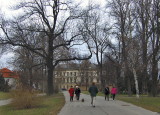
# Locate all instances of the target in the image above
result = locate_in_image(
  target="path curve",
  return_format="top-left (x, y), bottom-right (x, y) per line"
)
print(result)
top-left (0, 99), bottom-right (12, 106)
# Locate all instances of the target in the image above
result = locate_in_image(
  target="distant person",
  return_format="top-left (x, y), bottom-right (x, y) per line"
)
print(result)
top-left (104, 85), bottom-right (110, 101)
top-left (88, 82), bottom-right (98, 107)
top-left (75, 86), bottom-right (81, 100)
top-left (68, 86), bottom-right (74, 102)
top-left (111, 86), bottom-right (117, 100)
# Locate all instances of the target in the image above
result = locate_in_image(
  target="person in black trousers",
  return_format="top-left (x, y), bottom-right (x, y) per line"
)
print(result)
top-left (104, 85), bottom-right (110, 101)
top-left (75, 86), bottom-right (81, 100)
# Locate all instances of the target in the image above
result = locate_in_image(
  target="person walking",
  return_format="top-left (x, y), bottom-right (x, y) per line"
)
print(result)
top-left (111, 86), bottom-right (117, 100)
top-left (75, 86), bottom-right (81, 100)
top-left (68, 86), bottom-right (74, 102)
top-left (88, 82), bottom-right (98, 107)
top-left (104, 85), bottom-right (110, 101)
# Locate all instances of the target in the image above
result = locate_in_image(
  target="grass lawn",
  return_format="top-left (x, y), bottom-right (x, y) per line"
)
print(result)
top-left (82, 91), bottom-right (160, 113)
top-left (0, 93), bottom-right (65, 115)
top-left (117, 95), bottom-right (160, 113)
top-left (0, 92), bottom-right (10, 100)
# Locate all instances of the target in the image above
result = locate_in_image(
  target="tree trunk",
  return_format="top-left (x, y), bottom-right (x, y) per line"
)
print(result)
top-left (151, 56), bottom-right (158, 97)
top-left (99, 66), bottom-right (105, 91)
top-left (47, 61), bottom-right (54, 95)
top-left (126, 70), bottom-right (132, 96)
top-left (133, 68), bottom-right (139, 98)
top-left (100, 51), bottom-right (105, 91)
top-left (29, 68), bottom-right (33, 87)
top-left (127, 76), bottom-right (132, 96)
top-left (142, 40), bottom-right (148, 94)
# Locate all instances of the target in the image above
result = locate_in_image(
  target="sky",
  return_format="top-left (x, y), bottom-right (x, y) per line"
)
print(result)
top-left (0, 0), bottom-right (106, 70)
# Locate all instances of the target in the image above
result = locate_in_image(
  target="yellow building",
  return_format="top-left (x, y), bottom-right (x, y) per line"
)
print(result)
top-left (54, 67), bottom-right (101, 90)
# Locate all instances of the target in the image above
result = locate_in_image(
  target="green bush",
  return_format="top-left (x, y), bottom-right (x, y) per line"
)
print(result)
top-left (10, 84), bottom-right (41, 109)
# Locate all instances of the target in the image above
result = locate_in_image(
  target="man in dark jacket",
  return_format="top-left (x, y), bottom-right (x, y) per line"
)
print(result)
top-left (104, 85), bottom-right (110, 101)
top-left (88, 82), bottom-right (98, 107)
top-left (75, 86), bottom-right (81, 100)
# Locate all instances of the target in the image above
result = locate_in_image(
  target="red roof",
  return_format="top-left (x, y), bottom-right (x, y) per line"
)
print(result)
top-left (0, 68), bottom-right (19, 79)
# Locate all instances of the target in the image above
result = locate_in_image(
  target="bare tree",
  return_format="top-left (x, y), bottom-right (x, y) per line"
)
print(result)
top-left (79, 60), bottom-right (91, 90)
top-left (134, 0), bottom-right (160, 96)
top-left (79, 5), bottom-right (112, 90)
top-left (148, 0), bottom-right (160, 96)
top-left (13, 47), bottom-right (44, 88)
top-left (0, 0), bottom-right (92, 95)
top-left (134, 0), bottom-right (152, 94)
top-left (107, 0), bottom-right (134, 95)
top-left (126, 39), bottom-right (142, 98)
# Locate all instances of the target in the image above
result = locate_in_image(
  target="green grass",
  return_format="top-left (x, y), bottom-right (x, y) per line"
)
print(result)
top-left (0, 92), bottom-right (10, 100)
top-left (117, 95), bottom-right (160, 113)
top-left (0, 93), bottom-right (65, 115)
top-left (82, 91), bottom-right (160, 113)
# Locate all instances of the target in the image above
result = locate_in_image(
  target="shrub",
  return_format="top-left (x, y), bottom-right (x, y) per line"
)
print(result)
top-left (10, 84), bottom-right (41, 109)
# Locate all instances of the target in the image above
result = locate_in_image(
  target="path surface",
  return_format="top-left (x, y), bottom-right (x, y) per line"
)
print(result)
top-left (0, 99), bottom-right (12, 106)
top-left (58, 91), bottom-right (159, 115)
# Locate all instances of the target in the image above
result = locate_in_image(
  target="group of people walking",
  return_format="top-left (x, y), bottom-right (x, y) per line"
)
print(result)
top-left (68, 85), bottom-right (81, 102)
top-left (68, 82), bottom-right (117, 107)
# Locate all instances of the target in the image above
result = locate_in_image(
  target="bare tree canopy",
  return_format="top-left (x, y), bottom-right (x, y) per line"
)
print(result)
top-left (0, 0), bottom-right (92, 95)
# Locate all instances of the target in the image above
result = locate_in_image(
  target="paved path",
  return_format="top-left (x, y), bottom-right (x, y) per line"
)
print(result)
top-left (0, 99), bottom-right (12, 106)
top-left (58, 91), bottom-right (159, 115)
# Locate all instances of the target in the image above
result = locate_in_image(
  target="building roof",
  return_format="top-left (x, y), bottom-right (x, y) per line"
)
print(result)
top-left (0, 68), bottom-right (19, 79)
top-left (55, 63), bottom-right (98, 71)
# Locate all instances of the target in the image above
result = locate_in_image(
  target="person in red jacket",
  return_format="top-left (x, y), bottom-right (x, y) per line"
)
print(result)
top-left (68, 86), bottom-right (74, 102)
top-left (111, 86), bottom-right (117, 100)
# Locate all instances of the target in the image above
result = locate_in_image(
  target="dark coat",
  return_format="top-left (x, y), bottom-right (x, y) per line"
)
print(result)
top-left (75, 88), bottom-right (81, 95)
top-left (104, 87), bottom-right (110, 95)
top-left (89, 85), bottom-right (98, 96)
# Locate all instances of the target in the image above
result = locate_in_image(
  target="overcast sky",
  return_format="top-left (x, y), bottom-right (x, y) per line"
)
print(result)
top-left (0, 0), bottom-right (106, 70)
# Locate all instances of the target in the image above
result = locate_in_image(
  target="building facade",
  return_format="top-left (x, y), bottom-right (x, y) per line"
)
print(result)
top-left (54, 67), bottom-right (101, 90)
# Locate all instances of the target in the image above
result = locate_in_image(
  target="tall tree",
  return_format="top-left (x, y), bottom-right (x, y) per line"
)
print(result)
top-left (149, 0), bottom-right (160, 96)
top-left (0, 0), bottom-right (92, 95)
top-left (107, 0), bottom-right (133, 96)
top-left (79, 5), bottom-right (111, 90)
top-left (134, 0), bottom-right (152, 94)
top-left (79, 60), bottom-right (91, 90)
top-left (13, 47), bottom-right (43, 88)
